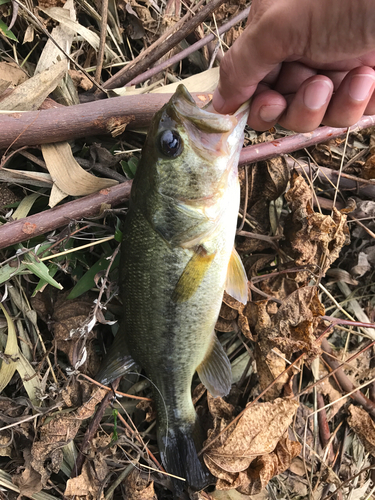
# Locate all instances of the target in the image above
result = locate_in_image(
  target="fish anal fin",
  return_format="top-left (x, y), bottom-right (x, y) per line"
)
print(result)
top-left (197, 333), bottom-right (231, 398)
top-left (96, 333), bottom-right (137, 385)
top-left (225, 247), bottom-right (248, 305)
top-left (172, 246), bottom-right (215, 303)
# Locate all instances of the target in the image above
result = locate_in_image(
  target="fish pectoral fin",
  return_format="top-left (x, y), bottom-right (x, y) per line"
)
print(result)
top-left (196, 333), bottom-right (231, 398)
top-left (171, 246), bottom-right (216, 303)
top-left (225, 247), bottom-right (248, 305)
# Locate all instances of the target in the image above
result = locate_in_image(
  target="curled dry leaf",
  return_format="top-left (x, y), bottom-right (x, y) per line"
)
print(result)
top-left (41, 142), bottom-right (118, 200)
top-left (13, 385), bottom-right (107, 497)
top-left (64, 461), bottom-right (103, 500)
top-left (204, 398), bottom-right (300, 493)
top-left (254, 345), bottom-right (289, 401)
top-left (284, 172), bottom-right (350, 280)
top-left (255, 286), bottom-right (325, 358)
top-left (348, 405), bottom-right (375, 455)
top-left (124, 469), bottom-right (157, 500)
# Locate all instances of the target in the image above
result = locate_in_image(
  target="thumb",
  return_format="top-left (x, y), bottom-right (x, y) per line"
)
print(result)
top-left (212, 1), bottom-right (303, 114)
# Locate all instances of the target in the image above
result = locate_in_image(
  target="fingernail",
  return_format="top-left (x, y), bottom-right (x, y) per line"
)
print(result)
top-left (349, 74), bottom-right (375, 101)
top-left (212, 89), bottom-right (226, 113)
top-left (303, 80), bottom-right (332, 110)
top-left (259, 104), bottom-right (285, 123)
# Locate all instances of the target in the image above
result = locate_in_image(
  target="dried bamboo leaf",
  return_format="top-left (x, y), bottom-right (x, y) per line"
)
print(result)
top-left (0, 168), bottom-right (53, 188)
top-left (115, 67), bottom-right (219, 96)
top-left (49, 183), bottom-right (68, 208)
top-left (13, 193), bottom-right (40, 220)
top-left (41, 7), bottom-right (117, 60)
top-left (41, 142), bottom-right (118, 197)
top-left (0, 60), bottom-right (68, 111)
top-left (0, 303), bottom-right (18, 392)
top-left (16, 351), bottom-right (42, 406)
top-left (36, 0), bottom-right (76, 74)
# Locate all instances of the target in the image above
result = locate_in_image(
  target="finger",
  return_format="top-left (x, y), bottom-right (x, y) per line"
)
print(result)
top-left (323, 66), bottom-right (375, 127)
top-left (274, 61), bottom-right (318, 94)
top-left (364, 89), bottom-right (375, 115)
top-left (247, 89), bottom-right (287, 131)
top-left (278, 76), bottom-right (334, 132)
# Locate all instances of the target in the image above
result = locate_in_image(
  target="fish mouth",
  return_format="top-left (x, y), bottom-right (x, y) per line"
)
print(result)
top-left (167, 84), bottom-right (249, 161)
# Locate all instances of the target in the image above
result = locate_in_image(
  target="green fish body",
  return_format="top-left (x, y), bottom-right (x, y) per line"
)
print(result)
top-left (97, 85), bottom-right (249, 494)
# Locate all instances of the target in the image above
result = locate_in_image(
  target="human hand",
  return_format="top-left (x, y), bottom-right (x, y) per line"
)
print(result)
top-left (213, 0), bottom-right (375, 132)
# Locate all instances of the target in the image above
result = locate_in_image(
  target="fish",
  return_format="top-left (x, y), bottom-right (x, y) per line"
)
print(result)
top-left (96, 84), bottom-right (249, 495)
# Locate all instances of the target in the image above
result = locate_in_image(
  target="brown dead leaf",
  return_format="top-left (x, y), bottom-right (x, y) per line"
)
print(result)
top-left (204, 398), bottom-right (299, 492)
top-left (0, 62), bottom-right (28, 86)
top-left (348, 405), bottom-right (375, 455)
top-left (255, 286), bottom-right (325, 358)
top-left (284, 172), bottom-right (350, 279)
top-left (124, 469), bottom-right (157, 500)
top-left (235, 435), bottom-right (301, 496)
top-left (32, 291), bottom-right (99, 370)
top-left (207, 393), bottom-right (236, 420)
top-left (13, 384), bottom-right (106, 497)
top-left (65, 461), bottom-right (103, 499)
top-left (254, 345), bottom-right (289, 401)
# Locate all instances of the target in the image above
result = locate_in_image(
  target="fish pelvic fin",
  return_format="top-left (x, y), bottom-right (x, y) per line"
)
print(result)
top-left (96, 331), bottom-right (137, 386)
top-left (158, 421), bottom-right (212, 496)
top-left (225, 247), bottom-right (248, 305)
top-left (197, 333), bottom-right (231, 397)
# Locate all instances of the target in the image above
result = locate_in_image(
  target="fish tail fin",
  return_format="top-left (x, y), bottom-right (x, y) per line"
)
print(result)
top-left (158, 421), bottom-right (211, 496)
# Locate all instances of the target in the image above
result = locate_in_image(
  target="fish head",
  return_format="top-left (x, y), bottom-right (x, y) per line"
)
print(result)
top-left (136, 84), bottom-right (249, 206)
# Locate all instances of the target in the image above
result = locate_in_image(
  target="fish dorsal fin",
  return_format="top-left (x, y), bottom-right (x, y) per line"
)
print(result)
top-left (197, 333), bottom-right (231, 397)
top-left (172, 246), bottom-right (216, 303)
top-left (225, 248), bottom-right (248, 305)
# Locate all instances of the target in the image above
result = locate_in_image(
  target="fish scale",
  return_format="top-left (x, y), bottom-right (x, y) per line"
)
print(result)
top-left (97, 84), bottom-right (249, 495)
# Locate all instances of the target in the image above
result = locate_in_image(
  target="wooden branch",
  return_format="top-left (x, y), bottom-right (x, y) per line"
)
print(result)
top-left (0, 182), bottom-right (131, 249)
top-left (0, 92), bottom-right (211, 150)
top-left (239, 114), bottom-right (375, 166)
top-left (103, 0), bottom-right (226, 90)
top-left (1, 114), bottom-right (375, 250)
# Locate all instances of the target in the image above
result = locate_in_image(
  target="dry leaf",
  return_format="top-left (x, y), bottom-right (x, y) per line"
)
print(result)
top-left (254, 345), bottom-right (289, 401)
top-left (204, 398), bottom-right (300, 492)
top-left (13, 385), bottom-right (107, 497)
top-left (348, 405), bottom-right (375, 455)
top-left (0, 59), bottom-right (68, 111)
top-left (283, 172), bottom-right (350, 279)
top-left (124, 469), bottom-right (157, 500)
top-left (255, 286), bottom-right (325, 358)
top-left (65, 461), bottom-right (104, 499)
top-left (41, 142), bottom-right (117, 199)
top-left (0, 62), bottom-right (27, 86)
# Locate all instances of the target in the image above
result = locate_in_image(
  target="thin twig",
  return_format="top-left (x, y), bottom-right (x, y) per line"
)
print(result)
top-left (95, 0), bottom-right (109, 84)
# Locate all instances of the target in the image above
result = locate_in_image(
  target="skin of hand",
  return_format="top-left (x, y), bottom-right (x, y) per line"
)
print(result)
top-left (212, 0), bottom-right (375, 132)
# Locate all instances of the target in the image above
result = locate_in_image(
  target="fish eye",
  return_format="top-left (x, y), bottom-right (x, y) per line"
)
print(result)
top-left (159, 130), bottom-right (183, 158)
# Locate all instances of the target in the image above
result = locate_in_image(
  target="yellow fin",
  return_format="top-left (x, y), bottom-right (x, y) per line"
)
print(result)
top-left (225, 248), bottom-right (248, 305)
top-left (196, 333), bottom-right (231, 397)
top-left (172, 246), bottom-right (215, 303)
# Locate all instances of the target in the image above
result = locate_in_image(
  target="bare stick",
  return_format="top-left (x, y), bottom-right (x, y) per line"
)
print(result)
top-left (95, 0), bottom-right (109, 84)
top-left (0, 92), bottom-right (211, 149)
top-left (0, 181), bottom-right (131, 249)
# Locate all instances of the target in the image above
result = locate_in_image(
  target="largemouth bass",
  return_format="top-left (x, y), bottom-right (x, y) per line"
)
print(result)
top-left (97, 85), bottom-right (249, 494)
